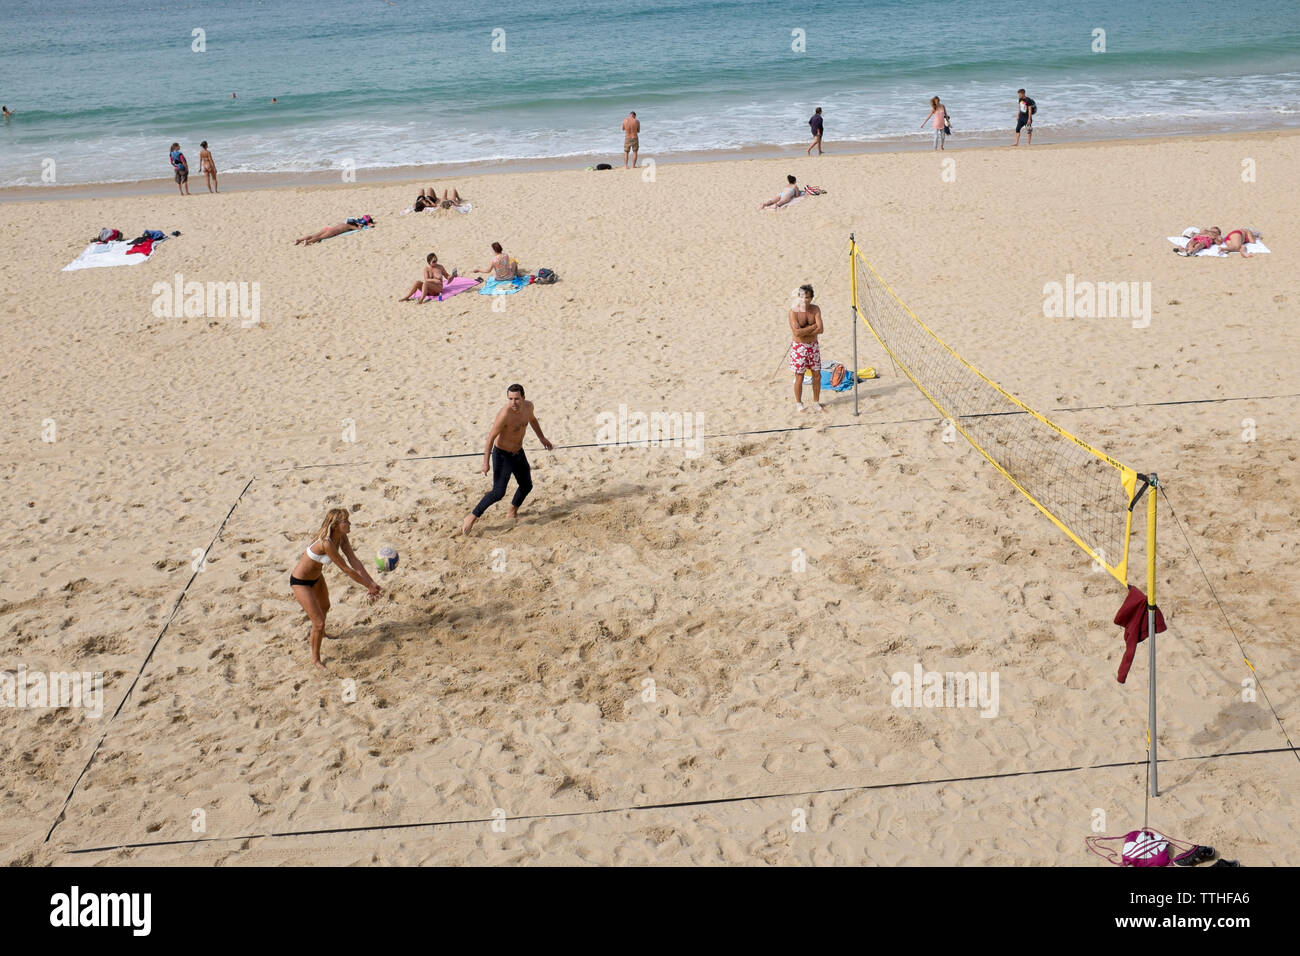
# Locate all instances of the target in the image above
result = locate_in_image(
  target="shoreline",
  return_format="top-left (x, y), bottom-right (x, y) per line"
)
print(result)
top-left (6, 125), bottom-right (1298, 204)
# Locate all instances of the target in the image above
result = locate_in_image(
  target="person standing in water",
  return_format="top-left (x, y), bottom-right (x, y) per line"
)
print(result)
top-left (462, 385), bottom-right (553, 535)
top-left (288, 508), bottom-right (382, 670)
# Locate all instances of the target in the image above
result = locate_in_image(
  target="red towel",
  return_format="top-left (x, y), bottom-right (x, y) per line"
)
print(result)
top-left (1113, 585), bottom-right (1166, 683)
top-left (127, 238), bottom-right (154, 256)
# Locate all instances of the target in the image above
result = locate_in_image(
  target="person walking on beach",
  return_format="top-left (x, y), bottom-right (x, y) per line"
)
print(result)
top-left (1013, 89), bottom-right (1035, 146)
top-left (462, 385), bottom-right (554, 536)
top-left (622, 111), bottom-right (640, 168)
top-left (921, 97), bottom-right (950, 150)
top-left (288, 508), bottom-right (382, 671)
top-left (169, 142), bottom-right (190, 195)
top-left (789, 284), bottom-right (824, 412)
top-left (807, 107), bottom-right (824, 155)
top-left (199, 140), bottom-right (218, 193)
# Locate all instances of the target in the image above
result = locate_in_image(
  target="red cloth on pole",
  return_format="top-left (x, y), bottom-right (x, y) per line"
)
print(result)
top-left (1113, 585), bottom-right (1166, 683)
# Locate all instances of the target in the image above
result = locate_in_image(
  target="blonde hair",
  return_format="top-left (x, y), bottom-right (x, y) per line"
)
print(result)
top-left (312, 508), bottom-right (350, 548)
top-left (930, 96), bottom-right (941, 109)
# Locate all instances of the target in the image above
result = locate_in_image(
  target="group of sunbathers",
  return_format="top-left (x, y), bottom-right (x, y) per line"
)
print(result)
top-left (398, 241), bottom-right (524, 302)
top-left (1179, 226), bottom-right (1263, 257)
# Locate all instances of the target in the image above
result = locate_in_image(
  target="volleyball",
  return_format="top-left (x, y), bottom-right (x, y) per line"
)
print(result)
top-left (374, 546), bottom-right (399, 572)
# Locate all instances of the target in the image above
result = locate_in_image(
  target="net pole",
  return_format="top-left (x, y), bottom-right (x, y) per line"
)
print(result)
top-left (850, 234), bottom-right (859, 415)
top-left (1147, 473), bottom-right (1159, 797)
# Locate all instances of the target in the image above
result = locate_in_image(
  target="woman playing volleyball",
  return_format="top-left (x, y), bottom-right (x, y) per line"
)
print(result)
top-left (288, 508), bottom-right (381, 670)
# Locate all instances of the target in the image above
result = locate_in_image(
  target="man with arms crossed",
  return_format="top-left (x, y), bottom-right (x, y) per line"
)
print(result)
top-left (622, 111), bottom-right (640, 169)
top-left (462, 385), bottom-right (554, 535)
top-left (789, 284), bottom-right (824, 412)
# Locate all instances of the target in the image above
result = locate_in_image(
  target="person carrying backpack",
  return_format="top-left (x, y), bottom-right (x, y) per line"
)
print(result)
top-left (1014, 89), bottom-right (1036, 146)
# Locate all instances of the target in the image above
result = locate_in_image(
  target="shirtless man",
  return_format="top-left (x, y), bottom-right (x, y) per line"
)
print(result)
top-left (622, 111), bottom-right (640, 169)
top-left (788, 284), bottom-right (824, 412)
top-left (462, 385), bottom-right (554, 535)
top-left (761, 174), bottom-right (801, 210)
top-left (199, 140), bottom-right (218, 193)
top-left (473, 241), bottom-right (517, 280)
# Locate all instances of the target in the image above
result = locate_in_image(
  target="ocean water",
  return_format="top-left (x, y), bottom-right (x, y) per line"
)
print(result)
top-left (1, 0), bottom-right (1298, 186)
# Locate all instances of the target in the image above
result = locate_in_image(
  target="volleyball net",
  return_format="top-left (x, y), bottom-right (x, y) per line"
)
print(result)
top-left (850, 238), bottom-right (1141, 587)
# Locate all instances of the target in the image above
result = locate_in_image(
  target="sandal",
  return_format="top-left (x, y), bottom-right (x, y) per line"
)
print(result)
top-left (1173, 844), bottom-right (1215, 866)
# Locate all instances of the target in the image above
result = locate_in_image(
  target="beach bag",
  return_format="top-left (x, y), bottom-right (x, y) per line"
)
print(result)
top-left (595, 163), bottom-right (612, 170)
top-left (97, 228), bottom-right (122, 243)
top-left (534, 268), bottom-right (558, 284)
top-left (830, 363), bottom-right (847, 387)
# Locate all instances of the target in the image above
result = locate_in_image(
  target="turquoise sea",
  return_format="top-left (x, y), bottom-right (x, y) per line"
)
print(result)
top-left (1, 0), bottom-right (1298, 185)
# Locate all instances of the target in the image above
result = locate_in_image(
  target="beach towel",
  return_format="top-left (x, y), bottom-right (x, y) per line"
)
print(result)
top-left (478, 275), bottom-right (531, 295)
top-left (803, 362), bottom-right (856, 392)
top-left (63, 240), bottom-right (156, 271)
top-left (1167, 236), bottom-right (1270, 257)
top-left (426, 276), bottom-right (481, 300)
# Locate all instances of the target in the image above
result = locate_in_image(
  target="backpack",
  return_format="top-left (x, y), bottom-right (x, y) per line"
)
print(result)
top-left (1026, 97), bottom-right (1037, 115)
top-left (97, 228), bottom-right (122, 243)
top-left (534, 268), bottom-right (558, 284)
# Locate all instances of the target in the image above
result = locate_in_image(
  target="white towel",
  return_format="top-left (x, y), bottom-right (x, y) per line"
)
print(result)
top-left (1167, 236), bottom-right (1271, 257)
top-left (62, 240), bottom-right (154, 271)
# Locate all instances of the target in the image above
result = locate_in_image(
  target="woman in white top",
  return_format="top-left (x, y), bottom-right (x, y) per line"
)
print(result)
top-left (288, 508), bottom-right (381, 669)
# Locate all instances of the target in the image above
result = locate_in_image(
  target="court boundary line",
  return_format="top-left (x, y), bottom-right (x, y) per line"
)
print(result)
top-left (43, 477), bottom-right (257, 843)
top-left (61, 744), bottom-right (1299, 854)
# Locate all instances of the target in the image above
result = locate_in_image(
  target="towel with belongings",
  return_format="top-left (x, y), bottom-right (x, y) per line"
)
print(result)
top-left (802, 361), bottom-right (876, 392)
top-left (63, 229), bottom-right (178, 270)
top-left (478, 275), bottom-right (532, 295)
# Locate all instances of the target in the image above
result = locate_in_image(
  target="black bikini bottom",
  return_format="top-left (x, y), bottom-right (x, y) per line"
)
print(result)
top-left (290, 575), bottom-right (321, 588)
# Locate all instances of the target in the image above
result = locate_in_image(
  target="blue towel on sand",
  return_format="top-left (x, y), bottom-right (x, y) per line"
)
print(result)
top-left (820, 368), bottom-right (855, 392)
top-left (478, 276), bottom-right (529, 295)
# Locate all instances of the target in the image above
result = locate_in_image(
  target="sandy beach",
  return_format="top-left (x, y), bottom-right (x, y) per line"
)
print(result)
top-left (2, 131), bottom-right (1298, 866)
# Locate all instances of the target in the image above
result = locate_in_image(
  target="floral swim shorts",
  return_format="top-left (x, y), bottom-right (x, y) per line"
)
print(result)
top-left (790, 341), bottom-right (821, 374)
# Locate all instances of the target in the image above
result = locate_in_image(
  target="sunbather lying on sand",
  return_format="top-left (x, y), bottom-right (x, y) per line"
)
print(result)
top-left (413, 186), bottom-right (465, 211)
top-left (295, 215), bottom-right (373, 245)
top-left (1178, 227), bottom-right (1221, 256)
top-left (761, 175), bottom-right (801, 210)
top-left (1220, 227), bottom-right (1262, 257)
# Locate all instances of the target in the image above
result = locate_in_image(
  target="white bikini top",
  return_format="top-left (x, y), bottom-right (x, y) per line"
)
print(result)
top-left (306, 540), bottom-right (333, 565)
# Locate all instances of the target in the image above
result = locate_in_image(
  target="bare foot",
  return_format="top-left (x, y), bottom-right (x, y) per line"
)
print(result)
top-left (313, 657), bottom-right (328, 672)
top-left (506, 508), bottom-right (519, 528)
top-left (461, 514), bottom-right (477, 536)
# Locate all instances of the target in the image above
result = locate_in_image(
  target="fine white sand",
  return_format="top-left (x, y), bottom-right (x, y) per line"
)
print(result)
top-left (2, 131), bottom-right (1298, 865)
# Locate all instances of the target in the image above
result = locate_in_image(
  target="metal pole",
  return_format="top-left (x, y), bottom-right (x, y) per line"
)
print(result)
top-left (850, 233), bottom-right (859, 416)
top-left (1147, 472), bottom-right (1159, 797)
